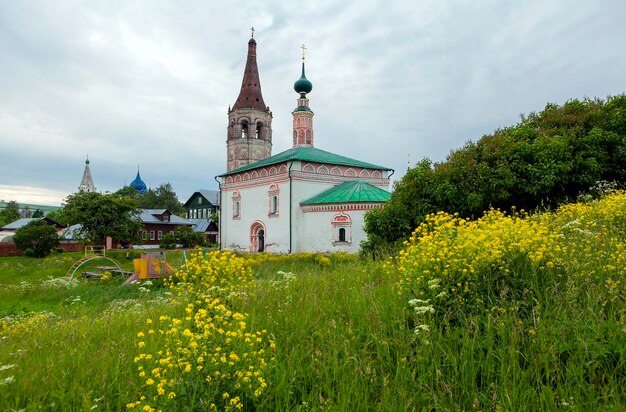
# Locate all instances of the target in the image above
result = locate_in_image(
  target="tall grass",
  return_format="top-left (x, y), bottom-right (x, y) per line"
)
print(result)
top-left (0, 193), bottom-right (624, 410)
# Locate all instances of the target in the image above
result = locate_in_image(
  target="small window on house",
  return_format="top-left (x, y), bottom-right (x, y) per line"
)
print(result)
top-left (339, 228), bottom-right (346, 242)
top-left (157, 231), bottom-right (163, 240)
top-left (142, 230), bottom-right (147, 240)
top-left (270, 195), bottom-right (278, 214)
top-left (198, 197), bottom-right (202, 205)
top-left (256, 122), bottom-right (263, 139)
top-left (150, 231), bottom-right (155, 240)
top-left (305, 130), bottom-right (311, 144)
top-left (170, 230), bottom-right (174, 235)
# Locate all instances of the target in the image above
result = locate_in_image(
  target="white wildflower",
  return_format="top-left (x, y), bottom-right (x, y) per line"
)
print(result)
top-left (413, 305), bottom-right (435, 315)
top-left (0, 376), bottom-right (15, 385)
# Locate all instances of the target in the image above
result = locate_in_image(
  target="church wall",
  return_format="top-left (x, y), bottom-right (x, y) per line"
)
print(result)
top-left (220, 164), bottom-right (390, 254)
top-left (290, 179), bottom-right (359, 252)
top-left (295, 209), bottom-right (369, 253)
top-left (221, 179), bottom-right (291, 253)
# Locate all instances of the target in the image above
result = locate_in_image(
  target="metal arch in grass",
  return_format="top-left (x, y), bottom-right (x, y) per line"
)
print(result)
top-left (67, 255), bottom-right (125, 281)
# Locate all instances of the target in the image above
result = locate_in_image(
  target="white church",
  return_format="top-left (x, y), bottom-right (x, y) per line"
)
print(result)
top-left (217, 34), bottom-right (393, 253)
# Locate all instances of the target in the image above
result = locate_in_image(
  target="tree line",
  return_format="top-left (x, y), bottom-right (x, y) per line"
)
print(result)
top-left (363, 95), bottom-right (626, 255)
top-left (7, 182), bottom-right (191, 256)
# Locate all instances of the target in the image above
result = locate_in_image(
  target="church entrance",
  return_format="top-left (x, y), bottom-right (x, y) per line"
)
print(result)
top-left (250, 221), bottom-right (266, 252)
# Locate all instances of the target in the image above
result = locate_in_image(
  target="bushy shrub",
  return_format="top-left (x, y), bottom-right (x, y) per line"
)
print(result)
top-left (365, 95), bottom-right (626, 252)
top-left (387, 191), bottom-right (626, 340)
top-left (13, 220), bottom-right (59, 258)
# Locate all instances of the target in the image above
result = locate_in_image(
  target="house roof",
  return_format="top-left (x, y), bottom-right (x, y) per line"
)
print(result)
top-left (187, 218), bottom-right (218, 233)
top-left (0, 231), bottom-right (15, 244)
top-left (59, 224), bottom-right (83, 240)
top-left (138, 209), bottom-right (193, 226)
top-left (2, 218), bottom-right (38, 230)
top-left (300, 181), bottom-right (391, 205)
top-left (1, 217), bottom-right (63, 231)
top-left (219, 146), bottom-right (392, 176)
top-left (183, 190), bottom-right (220, 208)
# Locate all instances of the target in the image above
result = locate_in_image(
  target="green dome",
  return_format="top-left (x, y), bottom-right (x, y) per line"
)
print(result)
top-left (294, 62), bottom-right (312, 95)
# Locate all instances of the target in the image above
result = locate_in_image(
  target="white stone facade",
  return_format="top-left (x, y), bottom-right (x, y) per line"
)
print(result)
top-left (219, 161), bottom-right (390, 253)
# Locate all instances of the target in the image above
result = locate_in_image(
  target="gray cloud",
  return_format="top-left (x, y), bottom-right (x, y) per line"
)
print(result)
top-left (0, 1), bottom-right (624, 205)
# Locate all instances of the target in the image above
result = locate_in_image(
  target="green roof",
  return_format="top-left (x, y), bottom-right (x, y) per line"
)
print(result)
top-left (301, 181), bottom-right (391, 205)
top-left (220, 146), bottom-right (391, 176)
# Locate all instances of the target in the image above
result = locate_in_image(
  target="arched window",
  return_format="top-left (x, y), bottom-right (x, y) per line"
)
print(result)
top-left (268, 183), bottom-right (279, 216)
top-left (232, 191), bottom-right (241, 219)
top-left (241, 120), bottom-right (249, 138)
top-left (305, 130), bottom-right (311, 144)
top-left (256, 122), bottom-right (263, 139)
top-left (332, 212), bottom-right (352, 245)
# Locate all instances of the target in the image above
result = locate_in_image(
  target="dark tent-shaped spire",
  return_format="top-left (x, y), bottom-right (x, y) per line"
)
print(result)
top-left (232, 33), bottom-right (268, 111)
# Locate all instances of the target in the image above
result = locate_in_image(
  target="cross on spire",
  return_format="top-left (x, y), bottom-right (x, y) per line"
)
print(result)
top-left (301, 43), bottom-right (307, 61)
top-left (250, 26), bottom-right (255, 38)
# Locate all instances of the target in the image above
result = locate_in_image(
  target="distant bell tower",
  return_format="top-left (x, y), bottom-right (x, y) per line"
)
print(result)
top-left (78, 156), bottom-right (96, 192)
top-left (227, 28), bottom-right (273, 172)
top-left (292, 44), bottom-right (314, 148)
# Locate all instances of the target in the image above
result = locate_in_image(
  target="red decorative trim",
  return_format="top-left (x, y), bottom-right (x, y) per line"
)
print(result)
top-left (301, 203), bottom-right (385, 213)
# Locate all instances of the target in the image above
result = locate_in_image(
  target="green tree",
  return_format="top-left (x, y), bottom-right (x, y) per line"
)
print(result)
top-left (13, 220), bottom-right (59, 257)
top-left (62, 191), bottom-right (142, 244)
top-left (115, 186), bottom-right (141, 199)
top-left (45, 209), bottom-right (67, 226)
top-left (32, 209), bottom-right (44, 218)
top-left (363, 95), bottom-right (626, 251)
top-left (175, 225), bottom-right (205, 248)
top-left (0, 200), bottom-right (21, 227)
top-left (137, 183), bottom-right (184, 215)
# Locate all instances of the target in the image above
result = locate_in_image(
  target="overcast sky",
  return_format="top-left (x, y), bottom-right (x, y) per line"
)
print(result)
top-left (1, 1), bottom-right (624, 206)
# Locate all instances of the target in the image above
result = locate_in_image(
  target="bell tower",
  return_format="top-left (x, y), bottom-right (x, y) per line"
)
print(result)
top-left (227, 29), bottom-right (273, 172)
top-left (292, 44), bottom-right (314, 148)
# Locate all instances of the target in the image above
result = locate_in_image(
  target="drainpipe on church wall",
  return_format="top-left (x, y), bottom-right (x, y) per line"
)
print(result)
top-left (288, 161), bottom-right (294, 254)
top-left (214, 176), bottom-right (222, 250)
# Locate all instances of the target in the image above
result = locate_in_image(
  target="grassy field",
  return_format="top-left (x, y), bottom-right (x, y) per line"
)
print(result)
top-left (0, 193), bottom-right (625, 411)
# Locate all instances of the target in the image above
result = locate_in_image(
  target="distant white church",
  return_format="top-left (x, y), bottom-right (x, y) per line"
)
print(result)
top-left (217, 35), bottom-right (393, 253)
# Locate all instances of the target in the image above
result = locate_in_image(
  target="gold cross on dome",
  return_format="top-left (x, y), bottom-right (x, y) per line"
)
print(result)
top-left (251, 27), bottom-right (255, 38)
top-left (301, 43), bottom-right (307, 61)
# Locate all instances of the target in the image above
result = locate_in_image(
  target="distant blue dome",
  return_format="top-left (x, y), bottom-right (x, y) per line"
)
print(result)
top-left (130, 170), bottom-right (147, 193)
